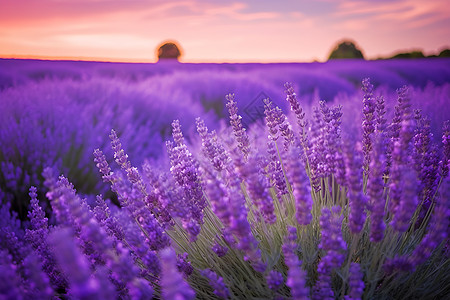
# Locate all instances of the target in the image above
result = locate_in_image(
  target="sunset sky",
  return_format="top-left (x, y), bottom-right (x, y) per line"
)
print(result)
top-left (1, 0), bottom-right (449, 63)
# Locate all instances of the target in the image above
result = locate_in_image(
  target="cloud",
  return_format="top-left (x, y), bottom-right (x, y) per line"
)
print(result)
top-left (333, 0), bottom-right (450, 29)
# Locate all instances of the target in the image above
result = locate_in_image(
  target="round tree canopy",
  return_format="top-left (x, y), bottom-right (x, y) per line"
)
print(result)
top-left (157, 41), bottom-right (182, 61)
top-left (328, 40), bottom-right (365, 60)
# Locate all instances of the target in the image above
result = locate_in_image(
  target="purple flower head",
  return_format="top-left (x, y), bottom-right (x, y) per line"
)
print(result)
top-left (344, 146), bottom-right (367, 234)
top-left (390, 167), bottom-right (418, 233)
top-left (212, 240), bottom-right (228, 257)
top-left (282, 226), bottom-right (310, 299)
top-left (160, 247), bottom-right (196, 300)
top-left (410, 185), bottom-right (449, 268)
top-left (177, 252), bottom-right (193, 278)
top-left (367, 134), bottom-right (387, 242)
top-left (0, 250), bottom-right (24, 300)
top-left (267, 138), bottom-right (289, 199)
top-left (201, 269), bottom-right (231, 299)
top-left (48, 228), bottom-right (116, 299)
top-left (242, 155), bottom-right (276, 224)
top-left (21, 251), bottom-right (54, 299)
top-left (319, 207), bottom-right (347, 269)
top-left (226, 93), bottom-right (251, 161)
top-left (196, 117), bottom-right (230, 171)
top-left (93, 148), bottom-right (112, 182)
top-left (284, 82), bottom-right (307, 147)
top-left (287, 147), bottom-right (313, 225)
top-left (266, 270), bottom-right (284, 291)
top-left (25, 186), bottom-right (49, 246)
top-left (171, 119), bottom-right (185, 146)
top-left (440, 120), bottom-right (450, 178)
top-left (361, 78), bottom-right (376, 176)
top-left (375, 95), bottom-right (387, 134)
top-left (345, 263), bottom-right (365, 300)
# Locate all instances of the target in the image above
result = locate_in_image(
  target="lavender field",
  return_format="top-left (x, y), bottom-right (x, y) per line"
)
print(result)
top-left (0, 58), bottom-right (449, 299)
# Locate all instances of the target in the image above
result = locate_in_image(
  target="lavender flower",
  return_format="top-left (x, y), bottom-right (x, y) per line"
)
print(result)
top-left (440, 120), bottom-right (450, 178)
top-left (25, 186), bottom-right (49, 248)
top-left (196, 117), bottom-right (231, 171)
top-left (168, 120), bottom-right (206, 241)
top-left (177, 252), bottom-right (194, 278)
top-left (375, 95), bottom-right (387, 134)
top-left (0, 250), bottom-right (24, 300)
top-left (239, 154), bottom-right (276, 223)
top-left (160, 248), bottom-right (196, 300)
top-left (345, 263), bottom-right (365, 300)
top-left (266, 270), bottom-right (284, 291)
top-left (413, 112), bottom-right (440, 225)
top-left (212, 238), bottom-right (228, 257)
top-left (285, 82), bottom-right (307, 146)
top-left (226, 93), bottom-right (250, 160)
top-left (21, 252), bottom-right (54, 299)
top-left (267, 138), bottom-right (289, 199)
top-left (201, 269), bottom-right (231, 299)
top-left (410, 185), bottom-right (449, 268)
top-left (366, 135), bottom-right (387, 242)
top-left (361, 78), bottom-right (376, 176)
top-left (287, 147), bottom-right (313, 225)
top-left (344, 147), bottom-right (366, 234)
top-left (314, 207), bottom-right (347, 299)
top-left (282, 226), bottom-right (310, 299)
top-left (48, 228), bottom-right (116, 299)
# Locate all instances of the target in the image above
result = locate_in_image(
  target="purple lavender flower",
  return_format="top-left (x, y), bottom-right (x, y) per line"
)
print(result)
top-left (160, 247), bottom-right (196, 300)
top-left (21, 251), bottom-right (54, 299)
top-left (201, 269), bottom-right (231, 299)
top-left (266, 270), bottom-right (284, 292)
top-left (49, 228), bottom-right (116, 299)
top-left (267, 138), bottom-right (289, 199)
top-left (440, 120), bottom-right (450, 178)
top-left (282, 226), bottom-right (310, 299)
top-left (386, 86), bottom-right (412, 176)
top-left (212, 240), bottom-right (229, 257)
top-left (366, 135), bottom-right (387, 242)
top-left (241, 155), bottom-right (276, 224)
top-left (177, 252), bottom-right (194, 278)
top-left (25, 186), bottom-right (49, 247)
top-left (93, 148), bottom-right (112, 182)
top-left (0, 250), bottom-right (24, 300)
top-left (361, 78), bottom-right (376, 176)
top-left (344, 147), bottom-right (367, 234)
top-left (287, 147), bottom-right (313, 225)
top-left (168, 120), bottom-right (206, 241)
top-left (410, 185), bottom-right (449, 268)
top-left (226, 93), bottom-right (250, 160)
top-left (284, 82), bottom-right (307, 149)
top-left (307, 106), bottom-right (327, 191)
top-left (413, 112), bottom-right (440, 226)
top-left (314, 207), bottom-right (347, 299)
top-left (375, 95), bottom-right (387, 134)
top-left (196, 117), bottom-right (230, 171)
top-left (345, 263), bottom-right (365, 300)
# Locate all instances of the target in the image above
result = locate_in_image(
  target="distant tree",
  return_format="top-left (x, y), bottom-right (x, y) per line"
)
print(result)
top-left (438, 49), bottom-right (450, 57)
top-left (391, 51), bottom-right (425, 59)
top-left (328, 40), bottom-right (365, 60)
top-left (157, 41), bottom-right (182, 61)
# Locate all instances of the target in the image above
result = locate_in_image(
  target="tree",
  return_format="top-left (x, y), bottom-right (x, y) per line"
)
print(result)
top-left (328, 40), bottom-right (365, 60)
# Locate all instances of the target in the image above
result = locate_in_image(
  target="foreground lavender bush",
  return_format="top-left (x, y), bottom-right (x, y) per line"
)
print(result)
top-left (1, 79), bottom-right (449, 299)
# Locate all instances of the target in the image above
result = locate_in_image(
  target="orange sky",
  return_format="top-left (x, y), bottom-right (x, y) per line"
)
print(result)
top-left (1, 0), bottom-right (449, 63)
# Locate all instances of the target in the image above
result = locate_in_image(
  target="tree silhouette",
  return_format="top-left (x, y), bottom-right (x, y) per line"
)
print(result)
top-left (157, 41), bottom-right (182, 61)
top-left (328, 40), bottom-right (364, 60)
